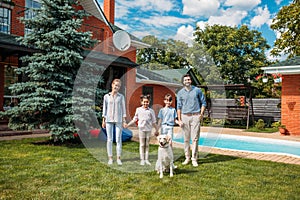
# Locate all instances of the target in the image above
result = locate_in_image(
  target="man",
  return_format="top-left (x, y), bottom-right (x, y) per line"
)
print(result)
top-left (177, 74), bottom-right (206, 167)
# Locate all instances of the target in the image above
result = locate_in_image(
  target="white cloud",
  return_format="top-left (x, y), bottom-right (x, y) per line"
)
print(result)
top-left (140, 15), bottom-right (193, 27)
top-left (130, 30), bottom-right (153, 39)
top-left (265, 49), bottom-right (288, 62)
top-left (193, 0), bottom-right (261, 29)
top-left (196, 21), bottom-right (208, 31)
top-left (250, 6), bottom-right (271, 28)
top-left (115, 4), bottom-right (129, 19)
top-left (224, 0), bottom-right (261, 10)
top-left (115, 22), bottom-right (130, 31)
top-left (182, 0), bottom-right (220, 17)
top-left (108, 0), bottom-right (178, 20)
top-left (197, 8), bottom-right (248, 27)
top-left (274, 29), bottom-right (282, 39)
top-left (173, 25), bottom-right (194, 46)
top-left (275, 0), bottom-right (283, 5)
top-left (118, 0), bottom-right (175, 12)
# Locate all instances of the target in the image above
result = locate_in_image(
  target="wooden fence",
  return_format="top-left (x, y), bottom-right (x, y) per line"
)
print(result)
top-left (205, 98), bottom-right (281, 123)
top-left (251, 98), bottom-right (281, 122)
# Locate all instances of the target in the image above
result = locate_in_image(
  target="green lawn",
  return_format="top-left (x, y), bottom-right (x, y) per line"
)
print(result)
top-left (0, 137), bottom-right (299, 200)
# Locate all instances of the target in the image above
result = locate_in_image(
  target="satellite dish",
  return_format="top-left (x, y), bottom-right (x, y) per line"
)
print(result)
top-left (113, 30), bottom-right (131, 51)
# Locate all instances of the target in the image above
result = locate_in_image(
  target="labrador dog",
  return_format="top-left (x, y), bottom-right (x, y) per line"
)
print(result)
top-left (155, 134), bottom-right (174, 178)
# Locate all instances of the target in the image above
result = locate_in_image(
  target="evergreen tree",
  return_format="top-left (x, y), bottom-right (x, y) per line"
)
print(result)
top-left (4, 0), bottom-right (99, 141)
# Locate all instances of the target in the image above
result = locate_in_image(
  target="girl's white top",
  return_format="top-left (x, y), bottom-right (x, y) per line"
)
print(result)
top-left (102, 92), bottom-right (126, 123)
top-left (133, 106), bottom-right (156, 131)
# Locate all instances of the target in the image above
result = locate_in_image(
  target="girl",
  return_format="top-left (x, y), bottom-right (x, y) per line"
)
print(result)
top-left (102, 79), bottom-right (127, 165)
top-left (126, 95), bottom-right (159, 165)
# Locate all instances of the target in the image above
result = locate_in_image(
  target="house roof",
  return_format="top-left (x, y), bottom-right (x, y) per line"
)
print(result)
top-left (136, 67), bottom-right (202, 87)
top-left (262, 56), bottom-right (300, 75)
top-left (0, 32), bottom-right (39, 57)
top-left (270, 56), bottom-right (300, 67)
top-left (136, 68), bottom-right (182, 87)
top-left (152, 68), bottom-right (188, 83)
top-left (80, 0), bottom-right (150, 49)
top-left (83, 50), bottom-right (138, 68)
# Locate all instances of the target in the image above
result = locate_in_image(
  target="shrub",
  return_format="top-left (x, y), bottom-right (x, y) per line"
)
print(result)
top-left (271, 121), bottom-right (281, 128)
top-left (255, 119), bottom-right (265, 130)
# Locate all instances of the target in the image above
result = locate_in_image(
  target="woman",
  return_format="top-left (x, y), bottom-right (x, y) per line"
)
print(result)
top-left (102, 79), bottom-right (127, 165)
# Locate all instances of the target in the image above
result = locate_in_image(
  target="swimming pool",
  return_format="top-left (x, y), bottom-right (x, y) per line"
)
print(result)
top-left (173, 132), bottom-right (300, 158)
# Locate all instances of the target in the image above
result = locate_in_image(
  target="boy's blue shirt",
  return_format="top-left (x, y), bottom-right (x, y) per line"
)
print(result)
top-left (158, 106), bottom-right (177, 126)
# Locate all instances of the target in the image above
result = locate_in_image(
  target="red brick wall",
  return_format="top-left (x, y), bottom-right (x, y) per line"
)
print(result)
top-left (11, 0), bottom-right (25, 36)
top-left (114, 47), bottom-right (137, 62)
top-left (281, 74), bottom-right (300, 136)
top-left (126, 78), bottom-right (178, 120)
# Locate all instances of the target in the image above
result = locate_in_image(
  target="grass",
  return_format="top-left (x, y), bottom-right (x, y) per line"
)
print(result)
top-left (244, 127), bottom-right (279, 133)
top-left (1, 137), bottom-right (300, 200)
top-left (213, 124), bottom-right (278, 133)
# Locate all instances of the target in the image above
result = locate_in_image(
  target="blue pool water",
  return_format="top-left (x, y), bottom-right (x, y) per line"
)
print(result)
top-left (173, 133), bottom-right (300, 157)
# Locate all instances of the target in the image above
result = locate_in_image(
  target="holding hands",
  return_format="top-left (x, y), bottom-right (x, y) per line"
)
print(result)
top-left (199, 114), bottom-right (204, 120)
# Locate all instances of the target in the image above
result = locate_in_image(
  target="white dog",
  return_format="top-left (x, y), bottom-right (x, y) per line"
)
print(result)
top-left (155, 134), bottom-right (174, 178)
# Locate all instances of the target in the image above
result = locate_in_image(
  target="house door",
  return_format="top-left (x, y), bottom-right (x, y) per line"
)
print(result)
top-left (142, 86), bottom-right (153, 107)
top-left (102, 65), bottom-right (126, 95)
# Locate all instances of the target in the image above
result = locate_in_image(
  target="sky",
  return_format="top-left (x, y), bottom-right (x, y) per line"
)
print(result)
top-left (98, 0), bottom-right (292, 60)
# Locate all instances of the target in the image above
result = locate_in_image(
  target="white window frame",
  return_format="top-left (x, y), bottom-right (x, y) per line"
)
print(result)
top-left (0, 7), bottom-right (11, 34)
top-left (25, 0), bottom-right (41, 35)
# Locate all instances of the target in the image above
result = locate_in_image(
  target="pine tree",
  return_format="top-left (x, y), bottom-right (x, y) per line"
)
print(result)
top-left (5, 0), bottom-right (104, 142)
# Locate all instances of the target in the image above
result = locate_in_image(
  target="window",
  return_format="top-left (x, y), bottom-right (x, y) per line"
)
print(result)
top-left (25, 0), bottom-right (41, 34)
top-left (0, 8), bottom-right (11, 34)
top-left (4, 64), bottom-right (18, 96)
top-left (3, 64), bottom-right (18, 110)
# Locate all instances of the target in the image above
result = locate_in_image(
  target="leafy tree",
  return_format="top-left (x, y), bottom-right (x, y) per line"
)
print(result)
top-left (137, 36), bottom-right (223, 86)
top-left (270, 0), bottom-right (300, 58)
top-left (136, 35), bottom-right (162, 67)
top-left (251, 75), bottom-right (281, 98)
top-left (186, 42), bottom-right (224, 86)
top-left (162, 38), bottom-right (190, 68)
top-left (194, 25), bottom-right (271, 85)
top-left (137, 36), bottom-right (190, 69)
top-left (4, 0), bottom-right (99, 142)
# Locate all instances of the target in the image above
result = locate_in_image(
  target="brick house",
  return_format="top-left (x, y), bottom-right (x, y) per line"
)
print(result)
top-left (0, 0), bottom-right (201, 123)
top-left (262, 56), bottom-right (300, 136)
top-left (0, 0), bottom-right (149, 120)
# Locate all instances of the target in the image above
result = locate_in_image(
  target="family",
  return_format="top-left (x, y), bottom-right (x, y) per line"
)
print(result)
top-left (101, 74), bottom-right (206, 168)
